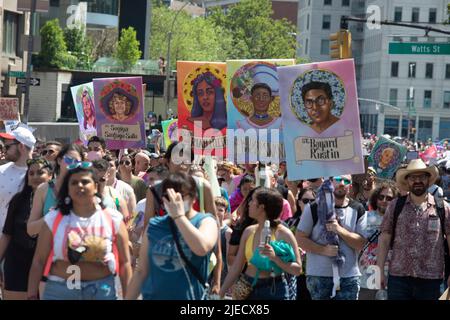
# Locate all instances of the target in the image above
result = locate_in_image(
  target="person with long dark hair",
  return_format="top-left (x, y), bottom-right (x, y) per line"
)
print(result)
top-left (27, 165), bottom-right (132, 300)
top-left (0, 158), bottom-right (53, 299)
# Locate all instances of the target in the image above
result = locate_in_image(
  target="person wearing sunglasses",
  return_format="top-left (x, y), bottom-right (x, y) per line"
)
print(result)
top-left (41, 141), bottom-right (62, 164)
top-left (104, 154), bottom-right (135, 224)
top-left (0, 158), bottom-right (52, 300)
top-left (126, 172), bottom-right (218, 300)
top-left (301, 81), bottom-right (339, 134)
top-left (27, 165), bottom-right (132, 300)
top-left (0, 124), bottom-right (36, 238)
top-left (358, 182), bottom-right (398, 300)
top-left (296, 175), bottom-right (367, 300)
top-left (117, 154), bottom-right (147, 203)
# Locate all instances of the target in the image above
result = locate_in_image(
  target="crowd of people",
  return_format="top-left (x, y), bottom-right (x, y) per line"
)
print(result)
top-left (0, 123), bottom-right (449, 301)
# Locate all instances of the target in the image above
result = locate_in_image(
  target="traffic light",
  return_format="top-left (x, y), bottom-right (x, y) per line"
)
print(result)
top-left (329, 30), bottom-right (352, 59)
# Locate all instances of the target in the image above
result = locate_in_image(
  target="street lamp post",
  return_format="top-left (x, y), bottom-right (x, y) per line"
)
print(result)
top-left (165, 1), bottom-right (191, 116)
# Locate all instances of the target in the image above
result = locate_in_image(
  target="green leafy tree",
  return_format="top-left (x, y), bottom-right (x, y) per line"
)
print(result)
top-left (149, 6), bottom-right (232, 70)
top-left (64, 25), bottom-right (93, 69)
top-left (207, 0), bottom-right (297, 59)
top-left (38, 19), bottom-right (76, 69)
top-left (115, 27), bottom-right (142, 71)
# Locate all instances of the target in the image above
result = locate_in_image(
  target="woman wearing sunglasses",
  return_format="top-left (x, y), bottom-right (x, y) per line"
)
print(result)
top-left (0, 158), bottom-right (53, 299)
top-left (27, 144), bottom-right (85, 237)
top-left (27, 164), bottom-right (132, 300)
top-left (118, 154), bottom-right (147, 202)
top-left (358, 182), bottom-right (397, 300)
top-left (126, 172), bottom-right (218, 300)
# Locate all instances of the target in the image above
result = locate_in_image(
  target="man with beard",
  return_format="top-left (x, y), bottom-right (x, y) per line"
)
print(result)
top-left (377, 159), bottom-right (450, 300)
top-left (0, 124), bottom-right (35, 231)
top-left (296, 175), bottom-right (367, 300)
top-left (358, 182), bottom-right (398, 300)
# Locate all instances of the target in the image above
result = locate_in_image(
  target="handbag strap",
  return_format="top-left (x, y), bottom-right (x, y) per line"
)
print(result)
top-left (168, 218), bottom-right (209, 289)
top-left (358, 230), bottom-right (381, 260)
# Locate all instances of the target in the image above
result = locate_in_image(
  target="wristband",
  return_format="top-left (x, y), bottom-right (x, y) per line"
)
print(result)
top-left (172, 214), bottom-right (185, 221)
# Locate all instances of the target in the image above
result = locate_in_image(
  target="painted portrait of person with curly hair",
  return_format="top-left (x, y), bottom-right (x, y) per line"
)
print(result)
top-left (187, 71), bottom-right (227, 130)
top-left (108, 92), bottom-right (133, 121)
top-left (81, 87), bottom-right (96, 130)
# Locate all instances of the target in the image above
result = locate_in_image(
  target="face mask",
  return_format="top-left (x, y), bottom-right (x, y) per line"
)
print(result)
top-left (87, 151), bottom-right (102, 161)
top-left (183, 200), bottom-right (191, 213)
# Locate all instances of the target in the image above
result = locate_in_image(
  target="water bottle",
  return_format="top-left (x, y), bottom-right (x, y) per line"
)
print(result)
top-left (260, 220), bottom-right (272, 249)
top-left (375, 289), bottom-right (388, 300)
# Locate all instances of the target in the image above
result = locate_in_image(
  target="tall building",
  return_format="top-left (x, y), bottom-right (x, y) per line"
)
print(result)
top-left (297, 0), bottom-right (450, 142)
top-left (0, 0), bottom-right (32, 96)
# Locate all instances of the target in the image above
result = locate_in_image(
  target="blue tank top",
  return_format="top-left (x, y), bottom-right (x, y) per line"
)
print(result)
top-left (43, 181), bottom-right (57, 216)
top-left (142, 212), bottom-right (214, 300)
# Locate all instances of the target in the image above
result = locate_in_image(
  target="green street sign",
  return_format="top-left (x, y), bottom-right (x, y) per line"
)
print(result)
top-left (389, 42), bottom-right (450, 55)
top-left (8, 71), bottom-right (26, 78)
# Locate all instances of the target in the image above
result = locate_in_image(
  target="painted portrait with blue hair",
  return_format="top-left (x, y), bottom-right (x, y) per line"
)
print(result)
top-left (187, 71), bottom-right (227, 130)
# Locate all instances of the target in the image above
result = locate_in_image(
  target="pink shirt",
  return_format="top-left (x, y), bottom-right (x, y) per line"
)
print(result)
top-left (279, 199), bottom-right (293, 221)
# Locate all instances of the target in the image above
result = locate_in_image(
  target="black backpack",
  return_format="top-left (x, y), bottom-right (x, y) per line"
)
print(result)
top-left (310, 199), bottom-right (366, 227)
top-left (390, 195), bottom-right (450, 279)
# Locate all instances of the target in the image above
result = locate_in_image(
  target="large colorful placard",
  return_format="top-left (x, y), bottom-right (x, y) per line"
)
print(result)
top-left (93, 77), bottom-right (145, 150)
top-left (0, 98), bottom-right (19, 120)
top-left (278, 59), bottom-right (364, 180)
top-left (70, 82), bottom-right (97, 144)
top-left (177, 61), bottom-right (227, 158)
top-left (226, 59), bottom-right (295, 163)
top-left (368, 136), bottom-right (407, 179)
top-left (162, 119), bottom-right (178, 149)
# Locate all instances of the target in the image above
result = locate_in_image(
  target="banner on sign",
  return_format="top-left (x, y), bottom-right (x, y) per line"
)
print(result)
top-left (278, 59), bottom-right (364, 180)
top-left (0, 98), bottom-right (19, 120)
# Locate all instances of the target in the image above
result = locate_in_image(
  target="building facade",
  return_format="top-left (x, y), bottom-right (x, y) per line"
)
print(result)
top-left (0, 0), bottom-right (30, 97)
top-left (297, 0), bottom-right (450, 142)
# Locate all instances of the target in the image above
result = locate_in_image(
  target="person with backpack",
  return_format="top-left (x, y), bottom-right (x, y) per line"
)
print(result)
top-left (358, 182), bottom-right (398, 300)
top-left (296, 175), bottom-right (367, 300)
top-left (27, 164), bottom-right (132, 300)
top-left (377, 159), bottom-right (450, 300)
top-left (125, 172), bottom-right (218, 300)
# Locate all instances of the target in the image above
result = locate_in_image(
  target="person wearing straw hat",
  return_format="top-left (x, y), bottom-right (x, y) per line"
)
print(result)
top-left (376, 159), bottom-right (450, 300)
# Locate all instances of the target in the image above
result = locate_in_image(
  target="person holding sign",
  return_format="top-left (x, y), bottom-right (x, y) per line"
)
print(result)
top-left (301, 81), bottom-right (340, 134)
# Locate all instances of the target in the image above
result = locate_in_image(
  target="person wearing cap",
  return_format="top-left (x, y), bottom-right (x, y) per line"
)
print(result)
top-left (377, 159), bottom-right (450, 300)
top-left (149, 153), bottom-right (160, 168)
top-left (0, 124), bottom-right (35, 232)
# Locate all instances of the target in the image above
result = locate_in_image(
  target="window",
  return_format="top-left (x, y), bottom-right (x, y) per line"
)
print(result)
top-left (308, 0), bottom-right (311, 5)
top-left (393, 36), bottom-right (403, 42)
top-left (389, 89), bottom-right (398, 106)
top-left (446, 64), bottom-right (450, 79)
top-left (425, 63), bottom-right (433, 79)
top-left (307, 14), bottom-right (310, 30)
top-left (324, 0), bottom-right (332, 5)
top-left (50, 0), bottom-right (60, 6)
top-left (444, 91), bottom-right (450, 109)
top-left (2, 11), bottom-right (18, 56)
top-left (424, 90), bottom-right (432, 108)
top-left (410, 37), bottom-right (418, 42)
top-left (391, 62), bottom-right (399, 77)
top-left (412, 8), bottom-right (420, 23)
top-left (394, 7), bottom-right (402, 22)
top-left (429, 8), bottom-right (437, 23)
top-left (408, 62), bottom-right (416, 78)
top-left (321, 40), bottom-right (330, 55)
top-left (342, 0), bottom-right (350, 6)
top-left (305, 38), bottom-right (309, 55)
top-left (322, 15), bottom-right (331, 29)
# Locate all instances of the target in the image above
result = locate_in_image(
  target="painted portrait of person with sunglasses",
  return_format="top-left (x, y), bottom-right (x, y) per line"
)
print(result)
top-left (301, 81), bottom-right (340, 134)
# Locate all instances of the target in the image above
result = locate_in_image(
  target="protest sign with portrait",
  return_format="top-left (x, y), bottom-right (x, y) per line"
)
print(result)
top-left (93, 77), bottom-right (145, 150)
top-left (162, 119), bottom-right (178, 149)
top-left (278, 59), bottom-right (364, 180)
top-left (70, 82), bottom-right (97, 144)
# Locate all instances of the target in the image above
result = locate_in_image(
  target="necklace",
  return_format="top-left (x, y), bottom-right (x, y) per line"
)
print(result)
top-left (253, 113), bottom-right (269, 120)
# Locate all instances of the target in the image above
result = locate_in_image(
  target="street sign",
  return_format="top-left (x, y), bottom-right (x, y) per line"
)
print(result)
top-left (16, 78), bottom-right (40, 86)
top-left (8, 71), bottom-right (26, 78)
top-left (389, 42), bottom-right (450, 55)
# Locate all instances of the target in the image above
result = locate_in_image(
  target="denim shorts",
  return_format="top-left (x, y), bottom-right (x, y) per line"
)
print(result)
top-left (43, 275), bottom-right (117, 300)
top-left (306, 276), bottom-right (360, 300)
top-left (244, 274), bottom-right (289, 300)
